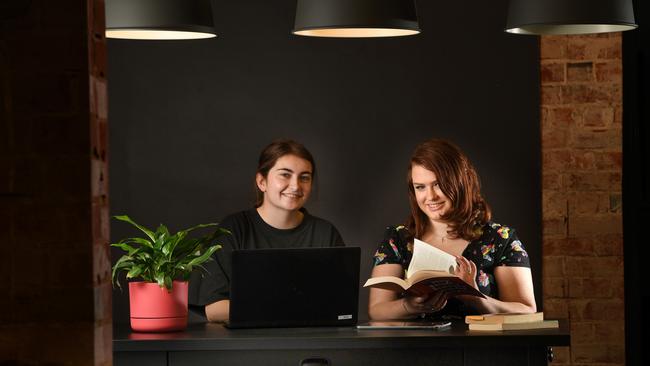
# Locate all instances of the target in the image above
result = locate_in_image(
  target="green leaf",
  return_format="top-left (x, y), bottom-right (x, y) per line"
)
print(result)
top-left (119, 237), bottom-right (154, 248)
top-left (178, 222), bottom-right (218, 235)
top-left (113, 215), bottom-right (155, 242)
top-left (126, 266), bottom-right (144, 279)
top-left (110, 242), bottom-right (138, 255)
top-left (186, 245), bottom-right (221, 268)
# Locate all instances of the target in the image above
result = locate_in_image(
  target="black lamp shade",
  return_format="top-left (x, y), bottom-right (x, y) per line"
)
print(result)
top-left (506, 0), bottom-right (637, 35)
top-left (293, 0), bottom-right (420, 38)
top-left (105, 0), bottom-right (217, 40)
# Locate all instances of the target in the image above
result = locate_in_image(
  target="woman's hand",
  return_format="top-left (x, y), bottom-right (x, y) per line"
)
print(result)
top-left (403, 291), bottom-right (448, 314)
top-left (455, 256), bottom-right (479, 290)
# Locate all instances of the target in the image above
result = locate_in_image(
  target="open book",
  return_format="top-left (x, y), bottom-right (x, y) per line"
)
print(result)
top-left (364, 239), bottom-right (485, 298)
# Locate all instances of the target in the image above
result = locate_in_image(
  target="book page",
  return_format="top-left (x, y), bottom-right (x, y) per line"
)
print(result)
top-left (406, 238), bottom-right (458, 279)
top-left (363, 276), bottom-right (409, 290)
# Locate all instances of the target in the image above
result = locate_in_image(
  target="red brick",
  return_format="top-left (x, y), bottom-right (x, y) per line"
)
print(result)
top-left (543, 256), bottom-right (566, 276)
top-left (572, 344), bottom-right (625, 363)
top-left (594, 151), bottom-right (622, 171)
top-left (566, 62), bottom-right (593, 82)
top-left (94, 322), bottom-right (113, 366)
top-left (542, 127), bottom-right (570, 149)
top-left (542, 85), bottom-right (563, 105)
top-left (573, 151), bottom-right (598, 170)
top-left (541, 36), bottom-right (568, 59)
top-left (565, 172), bottom-right (621, 191)
top-left (593, 321), bottom-right (626, 343)
top-left (568, 192), bottom-right (609, 215)
top-left (568, 214), bottom-right (622, 237)
top-left (543, 173), bottom-right (563, 190)
top-left (94, 282), bottom-right (112, 323)
top-left (549, 107), bottom-right (578, 127)
top-left (543, 298), bottom-right (569, 319)
top-left (609, 193), bottom-right (622, 213)
top-left (93, 242), bottom-right (112, 286)
top-left (568, 277), bottom-right (619, 298)
top-left (542, 150), bottom-right (571, 171)
top-left (567, 35), bottom-right (622, 61)
top-left (543, 238), bottom-right (593, 256)
top-left (614, 105), bottom-right (623, 125)
top-left (544, 277), bottom-right (567, 298)
top-left (591, 234), bottom-right (623, 256)
top-left (595, 61), bottom-right (622, 83)
top-left (583, 299), bottom-right (625, 321)
top-left (582, 106), bottom-right (615, 127)
top-left (565, 257), bottom-right (623, 277)
top-left (571, 321), bottom-right (596, 343)
top-left (542, 190), bottom-right (568, 218)
top-left (543, 217), bottom-right (568, 237)
top-left (544, 236), bottom-right (622, 257)
top-left (541, 62), bottom-right (566, 83)
top-left (561, 84), bottom-right (621, 104)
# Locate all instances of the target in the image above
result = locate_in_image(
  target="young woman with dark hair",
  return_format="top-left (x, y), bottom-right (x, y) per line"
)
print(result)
top-left (190, 139), bottom-right (344, 322)
top-left (368, 138), bottom-right (536, 320)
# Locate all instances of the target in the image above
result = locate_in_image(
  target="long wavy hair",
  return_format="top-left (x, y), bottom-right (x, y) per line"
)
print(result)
top-left (405, 138), bottom-right (491, 241)
top-left (254, 139), bottom-right (316, 208)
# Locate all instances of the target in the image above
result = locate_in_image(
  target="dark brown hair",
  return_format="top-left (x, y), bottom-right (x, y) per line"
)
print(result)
top-left (254, 139), bottom-right (316, 207)
top-left (406, 138), bottom-right (491, 241)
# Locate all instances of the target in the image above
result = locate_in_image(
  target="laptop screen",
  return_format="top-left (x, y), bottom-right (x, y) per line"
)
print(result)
top-left (228, 246), bottom-right (360, 328)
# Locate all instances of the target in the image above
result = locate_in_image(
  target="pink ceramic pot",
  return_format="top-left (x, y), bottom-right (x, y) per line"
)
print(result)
top-left (128, 280), bottom-right (188, 332)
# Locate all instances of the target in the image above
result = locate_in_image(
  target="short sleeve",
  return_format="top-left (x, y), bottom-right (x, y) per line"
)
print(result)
top-left (188, 218), bottom-right (238, 306)
top-left (492, 226), bottom-right (531, 268)
top-left (330, 226), bottom-right (345, 247)
top-left (372, 225), bottom-right (412, 268)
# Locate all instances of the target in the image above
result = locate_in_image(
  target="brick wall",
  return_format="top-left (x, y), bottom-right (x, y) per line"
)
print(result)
top-left (0, 1), bottom-right (111, 364)
top-left (541, 34), bottom-right (625, 365)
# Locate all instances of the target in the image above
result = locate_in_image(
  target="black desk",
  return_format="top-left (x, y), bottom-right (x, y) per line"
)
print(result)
top-left (114, 321), bottom-right (570, 366)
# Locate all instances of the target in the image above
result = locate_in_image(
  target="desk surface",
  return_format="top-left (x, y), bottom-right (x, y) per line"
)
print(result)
top-left (114, 320), bottom-right (570, 352)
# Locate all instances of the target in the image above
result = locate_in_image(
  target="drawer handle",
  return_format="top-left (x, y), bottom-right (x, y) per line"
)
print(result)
top-left (300, 357), bottom-right (331, 366)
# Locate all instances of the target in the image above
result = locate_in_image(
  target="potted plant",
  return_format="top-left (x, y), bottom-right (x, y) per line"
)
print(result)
top-left (111, 215), bottom-right (225, 332)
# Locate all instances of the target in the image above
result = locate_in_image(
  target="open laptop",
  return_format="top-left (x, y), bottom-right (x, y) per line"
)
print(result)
top-left (225, 246), bottom-right (360, 329)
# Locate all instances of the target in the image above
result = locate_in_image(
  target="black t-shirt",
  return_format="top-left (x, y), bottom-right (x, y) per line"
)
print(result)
top-left (189, 208), bottom-right (345, 306)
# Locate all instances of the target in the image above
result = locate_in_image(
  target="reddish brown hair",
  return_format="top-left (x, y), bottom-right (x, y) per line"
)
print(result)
top-left (406, 138), bottom-right (491, 240)
top-left (254, 139), bottom-right (316, 207)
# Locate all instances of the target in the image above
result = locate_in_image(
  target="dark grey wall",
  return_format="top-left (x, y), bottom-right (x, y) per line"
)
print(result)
top-left (108, 0), bottom-right (540, 323)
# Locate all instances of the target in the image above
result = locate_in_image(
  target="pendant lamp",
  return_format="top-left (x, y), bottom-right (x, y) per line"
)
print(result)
top-left (293, 0), bottom-right (420, 38)
top-left (105, 0), bottom-right (217, 40)
top-left (506, 0), bottom-right (637, 35)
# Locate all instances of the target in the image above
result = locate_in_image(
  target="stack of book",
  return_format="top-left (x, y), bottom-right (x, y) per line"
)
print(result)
top-left (465, 312), bottom-right (559, 331)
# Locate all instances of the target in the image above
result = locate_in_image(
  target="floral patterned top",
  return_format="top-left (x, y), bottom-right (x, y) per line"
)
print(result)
top-left (372, 222), bottom-right (530, 310)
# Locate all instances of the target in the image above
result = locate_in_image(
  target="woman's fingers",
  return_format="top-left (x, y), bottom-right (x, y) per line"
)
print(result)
top-left (469, 259), bottom-right (477, 274)
top-left (405, 293), bottom-right (448, 313)
top-left (422, 292), bottom-right (448, 312)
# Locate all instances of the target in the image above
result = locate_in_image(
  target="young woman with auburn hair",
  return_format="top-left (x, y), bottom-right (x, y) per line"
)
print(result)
top-left (190, 139), bottom-right (344, 322)
top-left (368, 138), bottom-right (536, 320)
